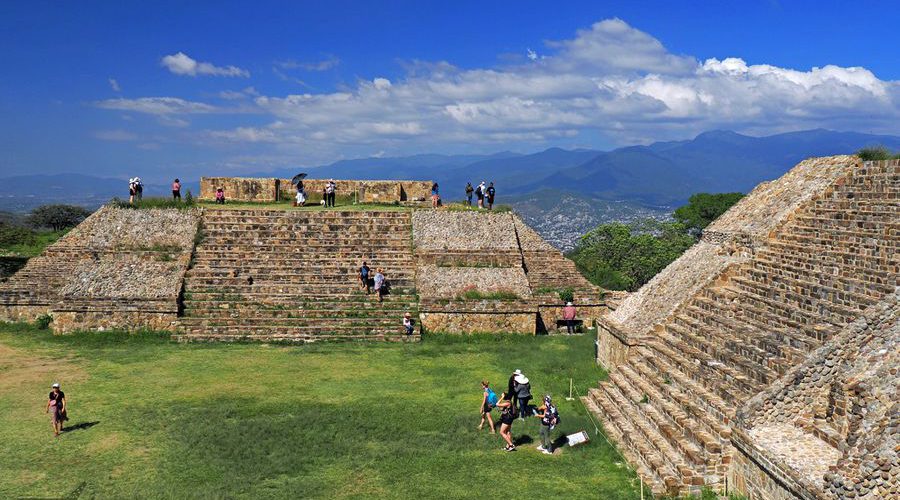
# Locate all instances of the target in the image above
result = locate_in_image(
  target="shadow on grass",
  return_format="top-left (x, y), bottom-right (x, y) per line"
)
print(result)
top-left (61, 421), bottom-right (100, 433)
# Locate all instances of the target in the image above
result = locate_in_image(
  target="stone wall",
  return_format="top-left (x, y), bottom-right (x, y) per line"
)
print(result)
top-left (200, 177), bottom-right (279, 202)
top-left (412, 211), bottom-right (519, 251)
top-left (415, 265), bottom-right (532, 299)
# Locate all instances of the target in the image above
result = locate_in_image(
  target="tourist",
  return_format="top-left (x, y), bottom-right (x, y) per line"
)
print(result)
top-left (563, 301), bottom-right (577, 334)
top-left (374, 268), bottom-right (385, 302)
top-left (534, 395), bottom-right (559, 455)
top-left (172, 178), bottom-right (181, 201)
top-left (478, 380), bottom-right (497, 434)
top-left (325, 180), bottom-right (336, 207)
top-left (475, 181), bottom-right (485, 208)
top-left (128, 178), bottom-right (137, 204)
top-left (134, 177), bottom-right (143, 202)
top-left (465, 182), bottom-right (474, 206)
top-left (46, 382), bottom-right (67, 437)
top-left (359, 261), bottom-right (371, 294)
top-left (486, 182), bottom-right (496, 210)
top-left (215, 187), bottom-right (226, 204)
top-left (295, 184), bottom-right (307, 207)
top-left (497, 393), bottom-right (516, 451)
top-left (507, 369), bottom-right (521, 415)
top-left (403, 312), bottom-right (414, 336)
top-left (431, 183), bottom-right (440, 208)
top-left (515, 372), bottom-right (532, 419)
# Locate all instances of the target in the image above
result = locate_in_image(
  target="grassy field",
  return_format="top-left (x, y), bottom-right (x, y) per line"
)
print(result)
top-left (0, 324), bottom-right (643, 499)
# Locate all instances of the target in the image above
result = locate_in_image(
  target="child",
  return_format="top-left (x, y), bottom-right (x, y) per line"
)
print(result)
top-left (478, 380), bottom-right (497, 434)
top-left (403, 312), bottom-right (414, 335)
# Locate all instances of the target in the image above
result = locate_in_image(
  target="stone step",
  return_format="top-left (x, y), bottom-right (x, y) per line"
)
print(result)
top-left (177, 324), bottom-right (414, 336)
top-left (750, 256), bottom-right (895, 298)
top-left (647, 335), bottom-right (749, 407)
top-left (173, 332), bottom-right (420, 343)
top-left (730, 275), bottom-right (870, 326)
top-left (182, 307), bottom-right (418, 319)
top-left (584, 390), bottom-right (678, 497)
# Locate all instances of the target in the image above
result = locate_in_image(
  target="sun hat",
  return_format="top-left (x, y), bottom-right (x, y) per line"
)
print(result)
top-left (515, 374), bottom-right (529, 384)
top-left (513, 369), bottom-right (522, 376)
top-left (51, 382), bottom-right (60, 388)
top-left (566, 302), bottom-right (573, 306)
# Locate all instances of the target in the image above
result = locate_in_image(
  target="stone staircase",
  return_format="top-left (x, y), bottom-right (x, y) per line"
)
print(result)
top-left (175, 209), bottom-right (420, 342)
top-left (586, 160), bottom-right (898, 496)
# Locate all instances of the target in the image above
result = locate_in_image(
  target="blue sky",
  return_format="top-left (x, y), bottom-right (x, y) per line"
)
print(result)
top-left (1, 1), bottom-right (898, 181)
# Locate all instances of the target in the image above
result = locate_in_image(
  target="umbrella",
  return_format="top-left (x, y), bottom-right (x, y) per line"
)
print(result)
top-left (291, 173), bottom-right (308, 185)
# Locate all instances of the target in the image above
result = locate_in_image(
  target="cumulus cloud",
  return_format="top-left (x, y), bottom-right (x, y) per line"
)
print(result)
top-left (108, 78), bottom-right (121, 92)
top-left (100, 19), bottom-right (899, 164)
top-left (277, 56), bottom-right (340, 71)
top-left (161, 52), bottom-right (249, 77)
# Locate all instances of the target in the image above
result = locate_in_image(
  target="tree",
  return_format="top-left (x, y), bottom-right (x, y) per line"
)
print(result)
top-left (673, 192), bottom-right (744, 235)
top-left (568, 221), bottom-right (694, 291)
top-left (27, 204), bottom-right (91, 231)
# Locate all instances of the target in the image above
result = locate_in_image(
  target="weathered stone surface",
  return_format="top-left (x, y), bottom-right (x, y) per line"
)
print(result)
top-left (415, 265), bottom-right (532, 299)
top-left (413, 211), bottom-right (519, 251)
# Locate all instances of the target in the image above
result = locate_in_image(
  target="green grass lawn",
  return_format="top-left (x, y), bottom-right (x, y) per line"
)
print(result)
top-left (0, 229), bottom-right (68, 257)
top-left (0, 324), bottom-right (642, 499)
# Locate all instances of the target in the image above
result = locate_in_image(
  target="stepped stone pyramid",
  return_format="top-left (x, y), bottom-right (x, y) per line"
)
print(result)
top-left (0, 188), bottom-right (609, 340)
top-left (585, 156), bottom-right (898, 498)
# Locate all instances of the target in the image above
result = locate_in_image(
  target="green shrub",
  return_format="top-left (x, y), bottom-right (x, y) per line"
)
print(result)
top-left (184, 190), bottom-right (194, 205)
top-left (34, 313), bottom-right (53, 330)
top-left (457, 286), bottom-right (520, 301)
top-left (673, 192), bottom-right (745, 235)
top-left (27, 204), bottom-right (91, 231)
top-left (856, 146), bottom-right (895, 161)
top-left (110, 196), bottom-right (195, 210)
top-left (558, 287), bottom-right (575, 303)
top-left (0, 223), bottom-right (36, 247)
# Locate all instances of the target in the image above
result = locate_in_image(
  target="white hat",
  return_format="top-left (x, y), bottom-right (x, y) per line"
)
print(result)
top-left (566, 302), bottom-right (573, 306)
top-left (515, 375), bottom-right (529, 384)
top-left (51, 382), bottom-right (60, 388)
top-left (513, 369), bottom-right (522, 376)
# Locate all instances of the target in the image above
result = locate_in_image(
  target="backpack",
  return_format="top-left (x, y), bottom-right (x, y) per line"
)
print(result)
top-left (475, 185), bottom-right (482, 196)
top-left (544, 405), bottom-right (560, 427)
top-left (486, 388), bottom-right (498, 407)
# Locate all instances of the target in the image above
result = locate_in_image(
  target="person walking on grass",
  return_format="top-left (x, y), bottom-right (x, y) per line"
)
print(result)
top-left (486, 182), bottom-right (496, 210)
top-left (172, 178), bottom-right (182, 201)
top-left (535, 395), bottom-right (560, 455)
top-left (507, 369), bottom-right (521, 415)
top-left (359, 261), bottom-right (371, 294)
top-left (563, 301), bottom-right (577, 334)
top-left (497, 393), bottom-right (516, 451)
top-left (46, 382), bottom-right (67, 437)
top-left (478, 380), bottom-right (498, 434)
top-left (515, 373), bottom-right (532, 419)
top-left (374, 268), bottom-right (385, 302)
top-left (403, 312), bottom-right (414, 336)
top-left (465, 182), bottom-right (474, 206)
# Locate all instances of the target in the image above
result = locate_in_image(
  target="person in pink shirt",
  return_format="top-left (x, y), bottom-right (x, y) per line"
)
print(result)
top-left (563, 301), bottom-right (577, 334)
top-left (172, 178), bottom-right (181, 201)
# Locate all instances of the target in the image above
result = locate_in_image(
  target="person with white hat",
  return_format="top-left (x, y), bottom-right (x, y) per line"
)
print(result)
top-left (46, 382), bottom-right (67, 437)
top-left (507, 369), bottom-right (522, 415)
top-left (514, 373), bottom-right (532, 420)
top-left (563, 301), bottom-right (577, 334)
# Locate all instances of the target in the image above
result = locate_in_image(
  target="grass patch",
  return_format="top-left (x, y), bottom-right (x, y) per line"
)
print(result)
top-left (0, 228), bottom-right (68, 258)
top-left (0, 323), bottom-right (639, 499)
top-left (856, 145), bottom-right (900, 161)
top-left (110, 197), bottom-right (196, 210)
top-left (457, 288), bottom-right (521, 301)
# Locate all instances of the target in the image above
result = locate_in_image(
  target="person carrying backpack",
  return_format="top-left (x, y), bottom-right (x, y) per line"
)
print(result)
top-left (465, 182), bottom-right (474, 206)
top-left (475, 181), bottom-right (485, 208)
top-left (359, 261), bottom-right (370, 294)
top-left (478, 380), bottom-right (497, 434)
top-left (535, 395), bottom-right (560, 455)
top-left (486, 182), bottom-right (496, 210)
top-left (514, 373), bottom-right (532, 419)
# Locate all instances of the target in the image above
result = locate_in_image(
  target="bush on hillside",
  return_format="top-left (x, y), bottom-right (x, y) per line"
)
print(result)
top-left (673, 192), bottom-right (745, 235)
top-left (568, 221), bottom-right (695, 291)
top-left (856, 146), bottom-right (897, 161)
top-left (26, 204), bottom-right (91, 231)
top-left (0, 222), bottom-right (37, 247)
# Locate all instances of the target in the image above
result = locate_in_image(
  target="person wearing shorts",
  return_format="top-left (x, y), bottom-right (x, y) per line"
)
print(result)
top-left (478, 380), bottom-right (496, 434)
top-left (497, 393), bottom-right (516, 451)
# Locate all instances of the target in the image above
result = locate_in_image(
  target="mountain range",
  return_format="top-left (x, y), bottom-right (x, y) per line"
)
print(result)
top-left (1, 129), bottom-right (897, 227)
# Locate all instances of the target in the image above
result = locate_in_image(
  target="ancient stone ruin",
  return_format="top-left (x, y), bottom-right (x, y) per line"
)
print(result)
top-left (585, 156), bottom-right (898, 498)
top-left (0, 183), bottom-right (608, 340)
top-left (199, 177), bottom-right (434, 205)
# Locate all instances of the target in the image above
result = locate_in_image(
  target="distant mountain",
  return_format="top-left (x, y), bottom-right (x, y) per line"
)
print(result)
top-left (1, 129), bottom-right (898, 213)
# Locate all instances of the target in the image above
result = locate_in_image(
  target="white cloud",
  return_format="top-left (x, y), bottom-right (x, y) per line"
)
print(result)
top-left (93, 129), bottom-right (137, 141)
top-left (98, 19), bottom-right (899, 165)
top-left (218, 87), bottom-right (260, 100)
top-left (108, 78), bottom-right (121, 92)
top-left (277, 56), bottom-right (340, 71)
top-left (96, 97), bottom-right (217, 115)
top-left (161, 52), bottom-right (249, 77)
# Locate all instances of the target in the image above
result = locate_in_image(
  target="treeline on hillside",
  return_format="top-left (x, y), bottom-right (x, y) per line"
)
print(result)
top-left (856, 146), bottom-right (900, 161)
top-left (568, 192), bottom-right (744, 291)
top-left (0, 204), bottom-right (92, 257)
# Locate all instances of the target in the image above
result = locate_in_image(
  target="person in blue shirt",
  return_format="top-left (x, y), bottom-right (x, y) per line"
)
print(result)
top-left (431, 183), bottom-right (440, 208)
